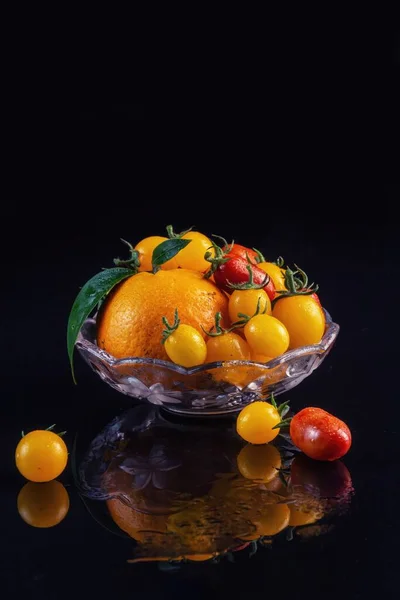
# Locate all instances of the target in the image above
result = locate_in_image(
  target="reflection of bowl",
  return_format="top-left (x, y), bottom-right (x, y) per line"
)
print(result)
top-left (76, 310), bottom-right (339, 416)
top-left (77, 405), bottom-right (353, 563)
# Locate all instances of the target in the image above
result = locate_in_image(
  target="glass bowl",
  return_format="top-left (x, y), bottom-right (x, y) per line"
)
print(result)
top-left (76, 310), bottom-right (339, 416)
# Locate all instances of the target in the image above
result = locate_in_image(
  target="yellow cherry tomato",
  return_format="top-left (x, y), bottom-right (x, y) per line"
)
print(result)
top-left (206, 332), bottom-right (251, 362)
top-left (257, 262), bottom-right (286, 293)
top-left (176, 231), bottom-right (214, 272)
top-left (251, 352), bottom-right (274, 363)
top-left (237, 443), bottom-right (281, 483)
top-left (135, 236), bottom-right (178, 272)
top-left (16, 431), bottom-right (68, 482)
top-left (164, 324), bottom-right (207, 367)
top-left (228, 289), bottom-right (271, 324)
top-left (236, 401), bottom-right (281, 444)
top-left (244, 314), bottom-right (290, 358)
top-left (17, 481), bottom-right (70, 528)
top-left (272, 295), bottom-right (325, 349)
top-left (206, 332), bottom-right (251, 386)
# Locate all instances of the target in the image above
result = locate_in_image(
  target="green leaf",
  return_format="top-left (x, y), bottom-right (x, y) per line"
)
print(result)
top-left (67, 267), bottom-right (134, 382)
top-left (152, 238), bottom-right (191, 270)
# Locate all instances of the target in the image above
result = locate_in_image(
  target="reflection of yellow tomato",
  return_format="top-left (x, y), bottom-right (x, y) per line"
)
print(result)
top-left (17, 481), bottom-right (70, 528)
top-left (241, 503), bottom-right (290, 540)
top-left (272, 296), bottom-right (325, 349)
top-left (237, 444), bottom-right (281, 483)
top-left (288, 504), bottom-right (322, 527)
top-left (135, 236), bottom-right (178, 271)
top-left (15, 431), bottom-right (68, 482)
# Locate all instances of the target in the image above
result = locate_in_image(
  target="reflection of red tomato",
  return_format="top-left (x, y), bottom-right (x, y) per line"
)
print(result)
top-left (290, 454), bottom-right (353, 499)
top-left (290, 407), bottom-right (352, 461)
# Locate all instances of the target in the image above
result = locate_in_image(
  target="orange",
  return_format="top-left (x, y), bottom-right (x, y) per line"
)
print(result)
top-left (107, 497), bottom-right (169, 542)
top-left (97, 269), bottom-right (229, 360)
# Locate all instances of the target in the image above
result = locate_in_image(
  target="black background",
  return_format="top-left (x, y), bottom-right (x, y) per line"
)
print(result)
top-left (3, 25), bottom-right (400, 599)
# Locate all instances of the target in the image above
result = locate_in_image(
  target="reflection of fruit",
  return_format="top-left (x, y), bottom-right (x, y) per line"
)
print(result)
top-left (128, 553), bottom-right (214, 564)
top-left (167, 499), bottom-right (217, 554)
top-left (97, 269), bottom-right (229, 360)
top-left (272, 295), bottom-right (325, 349)
top-left (135, 236), bottom-right (178, 271)
top-left (290, 454), bottom-right (353, 499)
top-left (290, 407), bottom-right (352, 461)
top-left (15, 431), bottom-right (68, 482)
top-left (17, 481), bottom-right (70, 528)
top-left (107, 497), bottom-right (168, 541)
top-left (244, 503), bottom-right (290, 538)
top-left (288, 504), bottom-right (322, 527)
top-left (237, 444), bottom-right (281, 483)
top-left (236, 401), bottom-right (281, 444)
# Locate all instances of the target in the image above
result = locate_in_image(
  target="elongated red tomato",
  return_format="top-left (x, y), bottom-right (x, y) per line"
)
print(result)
top-left (290, 407), bottom-right (351, 461)
top-left (214, 256), bottom-right (276, 300)
top-left (222, 243), bottom-right (259, 265)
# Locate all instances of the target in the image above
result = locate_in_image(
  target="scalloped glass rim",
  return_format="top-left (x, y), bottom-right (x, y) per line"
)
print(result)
top-left (75, 309), bottom-right (339, 415)
top-left (76, 309), bottom-right (338, 374)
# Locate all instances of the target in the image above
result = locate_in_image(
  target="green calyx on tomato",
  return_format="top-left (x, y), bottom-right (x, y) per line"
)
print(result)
top-left (166, 224), bottom-right (194, 239)
top-left (203, 297), bottom-right (267, 337)
top-left (161, 308), bottom-right (181, 343)
top-left (272, 264), bottom-right (319, 307)
top-left (270, 394), bottom-right (292, 430)
top-left (21, 423), bottom-right (66, 439)
top-left (226, 264), bottom-right (270, 291)
top-left (113, 239), bottom-right (141, 272)
top-left (272, 256), bottom-right (285, 268)
top-left (203, 240), bottom-right (232, 278)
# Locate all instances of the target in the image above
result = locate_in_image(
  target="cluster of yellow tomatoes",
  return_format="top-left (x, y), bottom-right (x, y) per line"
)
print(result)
top-left (134, 227), bottom-right (326, 371)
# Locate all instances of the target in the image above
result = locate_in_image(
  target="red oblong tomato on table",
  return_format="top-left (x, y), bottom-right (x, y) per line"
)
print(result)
top-left (290, 407), bottom-right (351, 461)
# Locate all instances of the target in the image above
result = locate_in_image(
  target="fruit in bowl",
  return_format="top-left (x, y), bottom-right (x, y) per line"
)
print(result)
top-left (68, 227), bottom-right (339, 414)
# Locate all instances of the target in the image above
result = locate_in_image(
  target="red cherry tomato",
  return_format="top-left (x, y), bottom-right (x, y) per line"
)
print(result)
top-left (214, 256), bottom-right (276, 300)
top-left (290, 454), bottom-right (353, 499)
top-left (290, 407), bottom-right (352, 461)
top-left (222, 243), bottom-right (259, 265)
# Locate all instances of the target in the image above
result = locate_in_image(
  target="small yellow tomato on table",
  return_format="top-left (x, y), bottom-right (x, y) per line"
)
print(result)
top-left (236, 401), bottom-right (281, 444)
top-left (15, 430), bottom-right (68, 482)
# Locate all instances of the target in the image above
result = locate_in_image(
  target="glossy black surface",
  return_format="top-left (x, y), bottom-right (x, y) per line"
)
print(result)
top-left (3, 90), bottom-right (400, 598)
